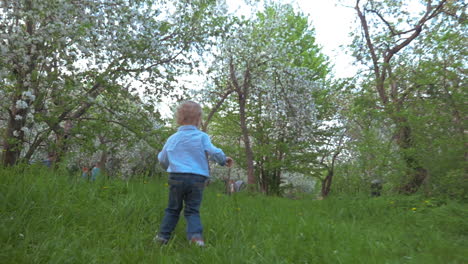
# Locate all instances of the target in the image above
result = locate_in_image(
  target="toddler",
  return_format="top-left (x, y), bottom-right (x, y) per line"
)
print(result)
top-left (155, 101), bottom-right (233, 246)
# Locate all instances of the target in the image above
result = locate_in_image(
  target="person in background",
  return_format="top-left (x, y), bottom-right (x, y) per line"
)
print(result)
top-left (91, 162), bottom-right (101, 181)
top-left (81, 167), bottom-right (90, 180)
top-left (371, 179), bottom-right (383, 197)
top-left (234, 180), bottom-right (244, 192)
top-left (42, 152), bottom-right (55, 168)
top-left (154, 101), bottom-right (234, 247)
top-left (229, 180), bottom-right (235, 194)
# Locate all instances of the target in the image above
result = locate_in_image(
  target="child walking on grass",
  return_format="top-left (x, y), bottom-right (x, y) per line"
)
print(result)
top-left (155, 101), bottom-right (234, 247)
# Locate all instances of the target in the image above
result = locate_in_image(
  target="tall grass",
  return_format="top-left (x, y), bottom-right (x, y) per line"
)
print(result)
top-left (1, 166), bottom-right (467, 263)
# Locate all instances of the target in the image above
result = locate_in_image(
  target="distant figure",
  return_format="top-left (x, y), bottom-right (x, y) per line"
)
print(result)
top-left (91, 162), bottom-right (101, 181)
top-left (154, 101), bottom-right (234, 247)
top-left (226, 179), bottom-right (244, 194)
top-left (371, 179), bottom-right (383, 197)
top-left (234, 180), bottom-right (244, 192)
top-left (81, 167), bottom-right (90, 180)
top-left (42, 153), bottom-right (55, 168)
top-left (228, 180), bottom-right (235, 194)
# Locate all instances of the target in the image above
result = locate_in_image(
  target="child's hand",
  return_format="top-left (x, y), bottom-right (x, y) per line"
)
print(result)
top-left (226, 157), bottom-right (234, 168)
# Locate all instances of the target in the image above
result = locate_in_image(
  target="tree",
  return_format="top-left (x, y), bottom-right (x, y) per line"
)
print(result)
top-left (352, 0), bottom-right (451, 193)
top-left (204, 3), bottom-right (329, 193)
top-left (0, 0), bottom-right (224, 167)
top-left (64, 88), bottom-right (165, 176)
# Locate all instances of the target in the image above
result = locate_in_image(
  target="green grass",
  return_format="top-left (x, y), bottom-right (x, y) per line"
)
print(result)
top-left (1, 166), bottom-right (467, 264)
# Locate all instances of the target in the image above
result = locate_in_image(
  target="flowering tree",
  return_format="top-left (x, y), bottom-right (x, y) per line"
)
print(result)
top-left (0, 0), bottom-right (223, 166)
top-left (205, 4), bottom-right (330, 193)
top-left (60, 88), bottom-right (167, 176)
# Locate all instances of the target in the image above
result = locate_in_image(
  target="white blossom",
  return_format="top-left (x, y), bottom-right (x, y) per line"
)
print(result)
top-left (21, 127), bottom-right (30, 135)
top-left (15, 115), bottom-right (23, 120)
top-left (15, 100), bottom-right (28, 109)
top-left (22, 91), bottom-right (36, 101)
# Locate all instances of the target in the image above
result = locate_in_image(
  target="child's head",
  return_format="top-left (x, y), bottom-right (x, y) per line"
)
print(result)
top-left (176, 101), bottom-right (202, 126)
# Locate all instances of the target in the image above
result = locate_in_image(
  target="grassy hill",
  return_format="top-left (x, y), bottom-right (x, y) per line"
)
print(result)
top-left (1, 167), bottom-right (467, 263)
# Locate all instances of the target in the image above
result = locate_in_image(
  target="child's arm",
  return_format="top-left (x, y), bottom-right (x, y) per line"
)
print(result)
top-left (158, 145), bottom-right (169, 170)
top-left (202, 134), bottom-right (230, 166)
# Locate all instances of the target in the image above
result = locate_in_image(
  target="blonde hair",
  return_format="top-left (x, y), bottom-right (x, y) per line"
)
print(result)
top-left (176, 101), bottom-right (202, 126)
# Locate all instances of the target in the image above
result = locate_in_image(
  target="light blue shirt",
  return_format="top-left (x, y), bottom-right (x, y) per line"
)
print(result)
top-left (158, 125), bottom-right (227, 177)
top-left (91, 167), bottom-right (100, 181)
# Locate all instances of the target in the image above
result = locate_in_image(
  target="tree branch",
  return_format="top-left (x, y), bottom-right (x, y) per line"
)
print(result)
top-left (355, 0), bottom-right (387, 104)
top-left (202, 87), bottom-right (234, 132)
top-left (366, 9), bottom-right (398, 36)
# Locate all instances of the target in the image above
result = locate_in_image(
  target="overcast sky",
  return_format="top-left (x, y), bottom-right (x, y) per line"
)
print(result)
top-left (296, 0), bottom-right (358, 78)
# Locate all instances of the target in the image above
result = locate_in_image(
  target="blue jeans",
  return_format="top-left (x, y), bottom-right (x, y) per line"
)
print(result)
top-left (158, 173), bottom-right (207, 240)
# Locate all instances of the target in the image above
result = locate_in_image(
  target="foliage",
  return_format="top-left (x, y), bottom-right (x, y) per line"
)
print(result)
top-left (0, 0), bottom-right (225, 173)
top-left (340, 0), bottom-right (466, 196)
top-left (204, 3), bottom-right (331, 194)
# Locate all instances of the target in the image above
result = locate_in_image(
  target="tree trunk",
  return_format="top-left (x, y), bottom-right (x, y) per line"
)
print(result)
top-left (2, 94), bottom-right (28, 166)
top-left (238, 92), bottom-right (256, 185)
top-left (321, 170), bottom-right (333, 197)
top-left (2, 1), bottom-right (35, 167)
top-left (319, 143), bottom-right (342, 198)
top-left (274, 168), bottom-right (282, 196)
top-left (259, 166), bottom-right (268, 194)
top-left (273, 149), bottom-right (284, 195)
top-left (2, 120), bottom-right (22, 166)
top-left (100, 150), bottom-right (107, 177)
top-left (230, 61), bottom-right (255, 186)
top-left (395, 120), bottom-right (428, 194)
top-left (98, 136), bottom-right (108, 177)
top-left (54, 120), bottom-right (73, 165)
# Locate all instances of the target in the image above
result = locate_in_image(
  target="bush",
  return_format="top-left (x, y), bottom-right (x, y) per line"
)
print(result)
top-left (429, 169), bottom-right (467, 200)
